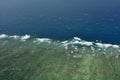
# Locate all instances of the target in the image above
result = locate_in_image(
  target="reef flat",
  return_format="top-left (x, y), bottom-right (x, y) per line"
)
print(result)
top-left (0, 34), bottom-right (120, 80)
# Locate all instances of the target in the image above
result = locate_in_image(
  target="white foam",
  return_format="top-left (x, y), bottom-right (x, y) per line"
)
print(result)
top-left (79, 41), bottom-right (93, 46)
top-left (61, 37), bottom-right (120, 49)
top-left (95, 43), bottom-right (103, 48)
top-left (0, 34), bottom-right (119, 49)
top-left (96, 43), bottom-right (112, 48)
top-left (9, 35), bottom-right (19, 39)
top-left (112, 45), bottom-right (119, 48)
top-left (61, 40), bottom-right (68, 44)
top-left (103, 44), bottom-right (112, 48)
top-left (0, 34), bottom-right (7, 39)
top-left (96, 43), bottom-right (119, 49)
top-left (74, 37), bottom-right (81, 41)
top-left (20, 35), bottom-right (30, 41)
top-left (68, 40), bottom-right (93, 46)
top-left (36, 38), bottom-right (51, 43)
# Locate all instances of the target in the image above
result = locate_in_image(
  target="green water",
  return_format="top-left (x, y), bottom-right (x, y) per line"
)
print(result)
top-left (0, 39), bottom-right (120, 80)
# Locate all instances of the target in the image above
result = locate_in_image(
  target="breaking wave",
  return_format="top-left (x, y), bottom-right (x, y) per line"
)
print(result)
top-left (0, 34), bottom-right (120, 57)
top-left (0, 34), bottom-right (120, 49)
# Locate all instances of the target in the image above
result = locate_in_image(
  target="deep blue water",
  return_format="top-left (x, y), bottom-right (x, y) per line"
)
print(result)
top-left (0, 0), bottom-right (120, 43)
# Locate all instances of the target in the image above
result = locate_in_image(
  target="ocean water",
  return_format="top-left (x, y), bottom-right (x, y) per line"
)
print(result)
top-left (0, 0), bottom-right (120, 43)
top-left (0, 0), bottom-right (120, 80)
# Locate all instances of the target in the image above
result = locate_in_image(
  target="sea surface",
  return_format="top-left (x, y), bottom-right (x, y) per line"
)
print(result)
top-left (0, 0), bottom-right (120, 80)
top-left (0, 0), bottom-right (120, 43)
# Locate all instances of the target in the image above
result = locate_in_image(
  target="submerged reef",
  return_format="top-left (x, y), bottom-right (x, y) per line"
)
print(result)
top-left (0, 34), bottom-right (120, 80)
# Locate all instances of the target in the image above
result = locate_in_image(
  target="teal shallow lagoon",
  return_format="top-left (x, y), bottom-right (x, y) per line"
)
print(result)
top-left (0, 34), bottom-right (120, 80)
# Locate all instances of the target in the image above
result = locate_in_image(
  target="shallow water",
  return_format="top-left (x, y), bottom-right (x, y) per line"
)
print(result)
top-left (0, 34), bottom-right (120, 80)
